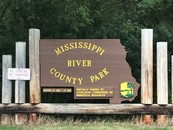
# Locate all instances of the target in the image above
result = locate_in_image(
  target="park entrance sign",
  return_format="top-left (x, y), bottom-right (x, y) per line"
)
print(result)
top-left (2, 29), bottom-right (171, 125)
top-left (40, 39), bottom-right (139, 103)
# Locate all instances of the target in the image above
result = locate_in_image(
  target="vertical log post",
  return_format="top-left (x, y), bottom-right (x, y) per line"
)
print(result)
top-left (157, 42), bottom-right (168, 124)
top-left (172, 55), bottom-right (173, 122)
top-left (172, 55), bottom-right (173, 104)
top-left (29, 29), bottom-right (40, 123)
top-left (1, 55), bottom-right (12, 125)
top-left (15, 42), bottom-right (28, 124)
top-left (141, 29), bottom-right (153, 124)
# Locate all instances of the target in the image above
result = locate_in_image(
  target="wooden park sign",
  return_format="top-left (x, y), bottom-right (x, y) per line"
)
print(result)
top-left (1, 29), bottom-right (171, 125)
top-left (40, 39), bottom-right (140, 103)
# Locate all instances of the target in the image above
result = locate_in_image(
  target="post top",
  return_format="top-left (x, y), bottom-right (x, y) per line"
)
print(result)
top-left (2, 55), bottom-right (12, 58)
top-left (29, 28), bottom-right (40, 32)
top-left (142, 29), bottom-right (153, 32)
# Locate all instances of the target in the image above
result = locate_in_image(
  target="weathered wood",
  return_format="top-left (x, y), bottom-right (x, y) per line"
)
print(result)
top-left (157, 42), bottom-right (168, 105)
top-left (172, 55), bottom-right (173, 104)
top-left (157, 42), bottom-right (168, 125)
top-left (15, 42), bottom-right (26, 103)
top-left (15, 42), bottom-right (27, 125)
top-left (2, 55), bottom-right (12, 103)
top-left (141, 29), bottom-right (153, 125)
top-left (1, 55), bottom-right (12, 125)
top-left (29, 114), bottom-right (38, 123)
top-left (141, 29), bottom-right (153, 104)
top-left (15, 114), bottom-right (28, 125)
top-left (29, 29), bottom-right (40, 103)
top-left (0, 104), bottom-right (173, 114)
top-left (29, 29), bottom-right (40, 123)
top-left (157, 115), bottom-right (169, 125)
top-left (141, 115), bottom-right (153, 125)
top-left (1, 114), bottom-right (12, 125)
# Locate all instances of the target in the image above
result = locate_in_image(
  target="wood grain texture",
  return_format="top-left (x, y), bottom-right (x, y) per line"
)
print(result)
top-left (0, 103), bottom-right (173, 114)
top-left (29, 113), bottom-right (38, 123)
top-left (1, 55), bottom-right (12, 125)
top-left (141, 29), bottom-right (153, 125)
top-left (141, 115), bottom-right (153, 125)
top-left (1, 114), bottom-right (11, 125)
top-left (157, 42), bottom-right (168, 104)
top-left (29, 29), bottom-right (40, 124)
top-left (15, 42), bottom-right (27, 125)
top-left (157, 42), bottom-right (168, 125)
top-left (157, 115), bottom-right (168, 125)
top-left (2, 55), bottom-right (12, 103)
top-left (29, 29), bottom-right (40, 103)
top-left (172, 55), bottom-right (173, 104)
top-left (15, 42), bottom-right (26, 103)
top-left (15, 114), bottom-right (28, 125)
top-left (141, 29), bottom-right (153, 104)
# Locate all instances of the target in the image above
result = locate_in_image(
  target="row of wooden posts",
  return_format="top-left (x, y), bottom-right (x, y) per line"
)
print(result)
top-left (0, 29), bottom-right (173, 125)
top-left (1, 29), bottom-right (40, 125)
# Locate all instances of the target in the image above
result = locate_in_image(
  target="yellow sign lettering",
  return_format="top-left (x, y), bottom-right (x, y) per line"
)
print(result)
top-left (50, 67), bottom-right (83, 85)
top-left (102, 68), bottom-right (109, 75)
top-left (90, 68), bottom-right (109, 83)
top-left (54, 42), bottom-right (105, 56)
top-left (67, 60), bottom-right (92, 67)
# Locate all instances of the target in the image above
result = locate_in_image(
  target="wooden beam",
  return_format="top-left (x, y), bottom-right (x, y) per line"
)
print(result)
top-left (1, 55), bottom-right (12, 125)
top-left (29, 28), bottom-right (40, 123)
top-left (2, 55), bottom-right (12, 103)
top-left (157, 42), bottom-right (168, 124)
top-left (141, 29), bottom-right (153, 104)
top-left (171, 55), bottom-right (173, 104)
top-left (157, 42), bottom-right (168, 104)
top-left (141, 29), bottom-right (153, 124)
top-left (29, 29), bottom-right (40, 103)
top-left (15, 42), bottom-right (26, 103)
top-left (0, 104), bottom-right (173, 115)
top-left (15, 42), bottom-right (27, 124)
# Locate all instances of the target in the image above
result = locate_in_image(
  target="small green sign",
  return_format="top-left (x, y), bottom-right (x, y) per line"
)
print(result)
top-left (120, 82), bottom-right (134, 98)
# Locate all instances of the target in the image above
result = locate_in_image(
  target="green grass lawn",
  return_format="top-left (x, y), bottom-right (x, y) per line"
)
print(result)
top-left (23, 123), bottom-right (173, 130)
top-left (1, 122), bottom-right (172, 130)
top-left (0, 116), bottom-right (173, 130)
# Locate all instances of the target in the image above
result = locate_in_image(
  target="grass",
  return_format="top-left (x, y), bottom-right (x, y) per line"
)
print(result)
top-left (1, 115), bottom-right (173, 130)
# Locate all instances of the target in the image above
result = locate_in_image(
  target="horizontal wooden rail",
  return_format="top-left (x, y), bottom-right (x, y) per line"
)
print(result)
top-left (0, 103), bottom-right (173, 115)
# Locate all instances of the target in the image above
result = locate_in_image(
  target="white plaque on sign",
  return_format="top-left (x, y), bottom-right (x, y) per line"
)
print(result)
top-left (7, 68), bottom-right (30, 80)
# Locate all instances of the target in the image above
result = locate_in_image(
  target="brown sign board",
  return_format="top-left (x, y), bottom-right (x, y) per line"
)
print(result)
top-left (40, 39), bottom-right (140, 103)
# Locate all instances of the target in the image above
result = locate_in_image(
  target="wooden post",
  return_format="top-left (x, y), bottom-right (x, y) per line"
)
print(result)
top-left (157, 42), bottom-right (168, 124)
top-left (1, 55), bottom-right (12, 125)
top-left (29, 29), bottom-right (40, 122)
top-left (157, 42), bottom-right (168, 104)
top-left (15, 42), bottom-right (28, 124)
top-left (172, 55), bottom-right (173, 104)
top-left (141, 29), bottom-right (153, 124)
top-left (15, 42), bottom-right (26, 103)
